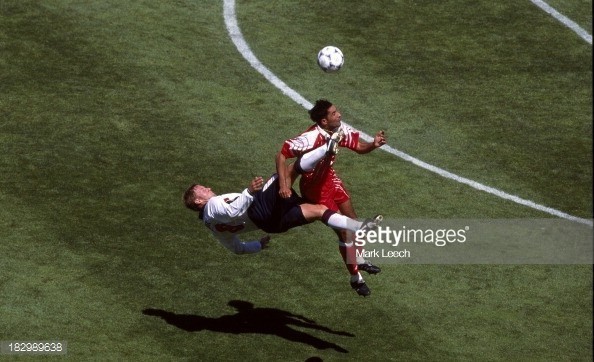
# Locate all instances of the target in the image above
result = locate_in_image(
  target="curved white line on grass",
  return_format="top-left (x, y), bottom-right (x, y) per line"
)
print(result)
top-left (530, 0), bottom-right (592, 45)
top-left (223, 0), bottom-right (592, 227)
top-left (224, 2), bottom-right (313, 110)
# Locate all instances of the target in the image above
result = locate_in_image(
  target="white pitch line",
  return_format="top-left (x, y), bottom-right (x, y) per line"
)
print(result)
top-left (223, 0), bottom-right (592, 227)
top-left (530, 0), bottom-right (592, 45)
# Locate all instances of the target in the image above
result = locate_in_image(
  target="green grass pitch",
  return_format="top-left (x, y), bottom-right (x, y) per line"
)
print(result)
top-left (1, 0), bottom-right (591, 360)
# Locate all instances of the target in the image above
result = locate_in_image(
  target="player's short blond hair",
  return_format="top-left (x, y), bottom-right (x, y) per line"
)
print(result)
top-left (183, 184), bottom-right (200, 211)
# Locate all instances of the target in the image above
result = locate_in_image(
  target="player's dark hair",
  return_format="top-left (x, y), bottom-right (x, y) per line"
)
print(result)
top-left (183, 184), bottom-right (201, 212)
top-left (308, 99), bottom-right (333, 124)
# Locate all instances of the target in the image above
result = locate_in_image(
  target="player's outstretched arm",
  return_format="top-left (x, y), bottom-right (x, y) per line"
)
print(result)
top-left (355, 130), bottom-right (386, 154)
top-left (216, 233), bottom-right (270, 254)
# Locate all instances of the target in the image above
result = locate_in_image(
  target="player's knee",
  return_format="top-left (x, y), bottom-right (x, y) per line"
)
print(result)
top-left (305, 204), bottom-right (328, 219)
top-left (299, 203), bottom-right (328, 221)
top-left (313, 204), bottom-right (328, 218)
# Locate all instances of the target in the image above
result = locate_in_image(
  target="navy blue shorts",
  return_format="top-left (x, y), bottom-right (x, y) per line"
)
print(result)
top-left (247, 175), bottom-right (312, 233)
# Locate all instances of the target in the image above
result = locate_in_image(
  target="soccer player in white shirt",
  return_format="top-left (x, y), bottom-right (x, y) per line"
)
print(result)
top-left (183, 174), bottom-right (382, 289)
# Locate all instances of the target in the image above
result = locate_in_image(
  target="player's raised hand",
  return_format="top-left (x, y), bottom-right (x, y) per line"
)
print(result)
top-left (374, 130), bottom-right (386, 148)
top-left (249, 176), bottom-right (264, 194)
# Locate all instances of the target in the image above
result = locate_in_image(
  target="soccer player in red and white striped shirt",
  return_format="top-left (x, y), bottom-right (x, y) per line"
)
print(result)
top-left (276, 99), bottom-right (386, 297)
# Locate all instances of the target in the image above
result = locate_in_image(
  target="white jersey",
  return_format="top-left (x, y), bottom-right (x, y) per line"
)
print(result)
top-left (202, 189), bottom-right (262, 254)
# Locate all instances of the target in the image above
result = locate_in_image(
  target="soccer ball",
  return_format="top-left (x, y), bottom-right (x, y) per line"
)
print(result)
top-left (317, 46), bottom-right (344, 73)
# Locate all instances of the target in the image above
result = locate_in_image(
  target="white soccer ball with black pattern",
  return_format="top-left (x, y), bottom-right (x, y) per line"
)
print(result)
top-left (317, 46), bottom-right (344, 73)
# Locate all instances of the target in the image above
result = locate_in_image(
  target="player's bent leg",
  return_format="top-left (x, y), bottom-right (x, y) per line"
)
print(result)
top-left (299, 201), bottom-right (375, 296)
top-left (350, 278), bottom-right (371, 297)
top-left (337, 200), bottom-right (382, 276)
top-left (332, 228), bottom-right (370, 296)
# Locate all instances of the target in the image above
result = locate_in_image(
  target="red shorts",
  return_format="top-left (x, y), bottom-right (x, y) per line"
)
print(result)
top-left (300, 174), bottom-right (350, 212)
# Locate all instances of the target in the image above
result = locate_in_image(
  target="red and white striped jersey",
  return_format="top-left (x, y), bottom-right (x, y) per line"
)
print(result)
top-left (281, 123), bottom-right (360, 160)
top-left (281, 123), bottom-right (360, 207)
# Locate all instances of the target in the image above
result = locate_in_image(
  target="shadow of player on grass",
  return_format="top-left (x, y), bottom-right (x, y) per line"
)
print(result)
top-left (143, 300), bottom-right (353, 353)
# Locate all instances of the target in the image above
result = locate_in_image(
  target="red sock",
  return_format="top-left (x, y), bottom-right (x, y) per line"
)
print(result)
top-left (338, 241), bottom-right (359, 275)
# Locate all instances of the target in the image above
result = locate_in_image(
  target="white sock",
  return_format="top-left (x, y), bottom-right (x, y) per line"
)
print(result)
top-left (326, 213), bottom-right (362, 232)
top-left (297, 145), bottom-right (327, 172)
top-left (350, 272), bottom-right (363, 283)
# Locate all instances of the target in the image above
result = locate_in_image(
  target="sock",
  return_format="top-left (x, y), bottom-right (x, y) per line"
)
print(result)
top-left (350, 272), bottom-right (363, 283)
top-left (321, 209), bottom-right (363, 232)
top-left (338, 240), bottom-right (359, 275)
top-left (296, 145), bottom-right (327, 173)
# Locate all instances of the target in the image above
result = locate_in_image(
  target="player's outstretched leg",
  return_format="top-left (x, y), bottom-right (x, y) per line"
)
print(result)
top-left (326, 128), bottom-right (344, 155)
top-left (338, 240), bottom-right (371, 297)
top-left (319, 209), bottom-right (383, 234)
top-left (295, 129), bottom-right (344, 174)
top-left (358, 214), bottom-right (383, 233)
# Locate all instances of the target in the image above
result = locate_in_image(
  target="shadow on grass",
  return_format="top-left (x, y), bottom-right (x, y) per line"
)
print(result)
top-left (143, 300), bottom-right (353, 353)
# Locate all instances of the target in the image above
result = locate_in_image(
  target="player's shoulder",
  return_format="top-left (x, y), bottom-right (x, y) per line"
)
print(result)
top-left (339, 123), bottom-right (359, 135)
top-left (338, 123), bottom-right (360, 149)
top-left (283, 124), bottom-right (314, 141)
top-left (305, 123), bottom-right (318, 132)
top-left (284, 125), bottom-right (323, 148)
top-left (219, 193), bottom-right (242, 203)
top-left (205, 193), bottom-right (240, 210)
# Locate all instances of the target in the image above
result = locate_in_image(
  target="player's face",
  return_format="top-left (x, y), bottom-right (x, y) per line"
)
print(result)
top-left (324, 105), bottom-right (342, 131)
top-left (194, 185), bottom-right (215, 201)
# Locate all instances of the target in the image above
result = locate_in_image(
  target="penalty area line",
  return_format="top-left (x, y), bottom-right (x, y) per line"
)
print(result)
top-left (222, 0), bottom-right (592, 227)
